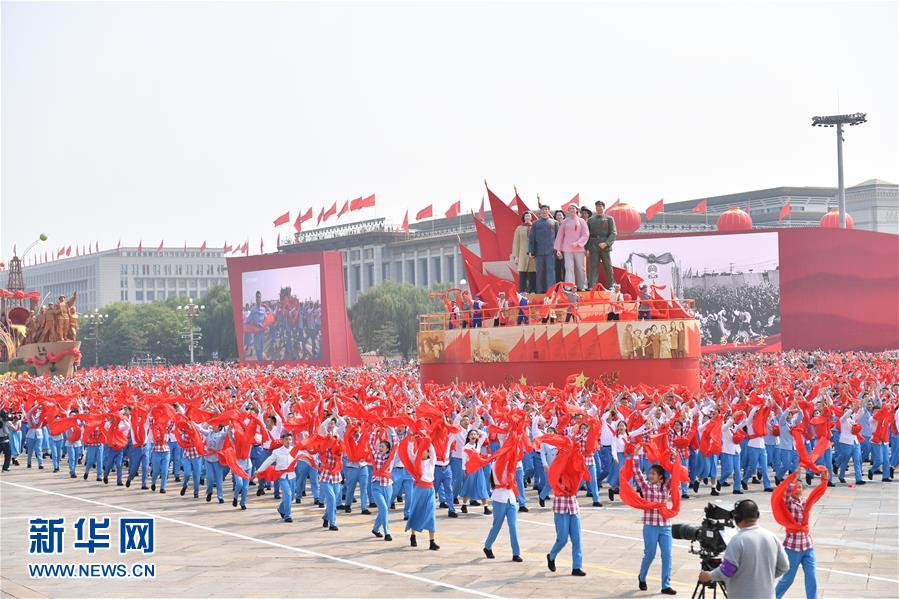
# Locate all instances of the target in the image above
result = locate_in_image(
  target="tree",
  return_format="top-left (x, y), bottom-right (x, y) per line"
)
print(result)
top-left (196, 285), bottom-right (238, 361)
top-left (348, 281), bottom-right (443, 358)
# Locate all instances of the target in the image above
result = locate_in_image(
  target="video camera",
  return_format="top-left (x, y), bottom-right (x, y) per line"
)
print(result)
top-left (672, 503), bottom-right (736, 571)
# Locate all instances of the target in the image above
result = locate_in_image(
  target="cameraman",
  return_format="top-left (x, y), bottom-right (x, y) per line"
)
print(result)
top-left (1, 409), bottom-right (15, 472)
top-left (698, 499), bottom-right (788, 599)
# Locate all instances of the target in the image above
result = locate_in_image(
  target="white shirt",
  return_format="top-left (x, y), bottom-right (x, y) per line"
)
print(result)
top-left (413, 444), bottom-right (437, 484)
top-left (600, 412), bottom-right (622, 446)
top-left (839, 409), bottom-right (861, 445)
top-left (256, 445), bottom-right (297, 480)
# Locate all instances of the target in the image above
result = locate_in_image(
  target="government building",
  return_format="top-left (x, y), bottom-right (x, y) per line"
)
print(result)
top-left (20, 247), bottom-right (229, 313)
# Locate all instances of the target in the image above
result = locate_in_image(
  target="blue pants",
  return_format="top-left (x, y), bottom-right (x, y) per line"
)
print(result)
top-left (126, 444), bottom-right (149, 486)
top-left (433, 464), bottom-right (455, 512)
top-left (597, 446), bottom-right (613, 487)
top-left (530, 451), bottom-right (546, 491)
top-left (205, 461), bottom-right (225, 500)
top-left (372, 482), bottom-right (393, 535)
top-left (515, 467), bottom-right (528, 506)
top-left (813, 445), bottom-right (835, 479)
top-left (277, 477), bottom-right (293, 519)
top-left (535, 253), bottom-right (555, 294)
top-left (66, 446), bottom-right (82, 476)
top-left (322, 481), bottom-right (340, 526)
top-left (583, 462), bottom-right (599, 502)
top-left (233, 472), bottom-right (249, 507)
top-left (485, 500), bottom-right (520, 556)
top-left (26, 436), bottom-right (43, 468)
top-left (390, 467), bottom-right (413, 518)
top-left (776, 449), bottom-right (799, 479)
top-left (450, 457), bottom-right (464, 499)
top-left (872, 444), bottom-right (890, 479)
top-left (775, 547), bottom-right (817, 599)
top-left (50, 438), bottom-right (64, 470)
top-left (609, 453), bottom-right (625, 489)
top-left (343, 465), bottom-right (371, 508)
top-left (639, 524), bottom-right (672, 589)
top-left (150, 451), bottom-right (171, 490)
top-left (836, 442), bottom-right (863, 482)
top-left (890, 433), bottom-right (899, 467)
top-left (741, 446), bottom-right (770, 487)
top-left (251, 446), bottom-right (272, 490)
top-left (181, 456), bottom-right (203, 494)
top-left (168, 441), bottom-right (183, 478)
top-left (103, 447), bottom-right (125, 484)
top-left (84, 445), bottom-right (103, 479)
top-left (549, 512), bottom-right (582, 569)
top-left (719, 453), bottom-right (741, 486)
top-left (9, 430), bottom-right (21, 456)
top-left (295, 461), bottom-right (319, 501)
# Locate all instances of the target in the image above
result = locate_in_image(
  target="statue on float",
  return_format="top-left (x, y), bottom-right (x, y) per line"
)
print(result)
top-left (15, 292), bottom-right (82, 377)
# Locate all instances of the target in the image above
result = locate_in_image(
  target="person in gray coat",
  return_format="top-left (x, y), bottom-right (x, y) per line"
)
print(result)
top-left (528, 205), bottom-right (558, 294)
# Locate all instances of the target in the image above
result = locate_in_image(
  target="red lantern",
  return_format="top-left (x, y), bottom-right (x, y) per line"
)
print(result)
top-left (606, 202), bottom-right (642, 235)
top-left (716, 207), bottom-right (752, 232)
top-left (820, 208), bottom-right (854, 229)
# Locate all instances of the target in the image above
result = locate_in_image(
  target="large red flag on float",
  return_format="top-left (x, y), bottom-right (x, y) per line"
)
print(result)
top-left (472, 212), bottom-right (503, 262)
top-left (485, 181), bottom-right (519, 261)
top-left (562, 194), bottom-right (580, 211)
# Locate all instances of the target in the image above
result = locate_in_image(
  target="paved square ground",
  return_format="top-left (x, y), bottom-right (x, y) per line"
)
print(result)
top-left (1, 468), bottom-right (897, 598)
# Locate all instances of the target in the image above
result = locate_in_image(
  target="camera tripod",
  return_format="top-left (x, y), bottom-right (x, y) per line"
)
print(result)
top-left (692, 579), bottom-right (727, 599)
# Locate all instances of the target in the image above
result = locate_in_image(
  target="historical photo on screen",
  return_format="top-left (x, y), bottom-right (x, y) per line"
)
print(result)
top-left (241, 264), bottom-right (322, 361)
top-left (613, 232), bottom-right (780, 346)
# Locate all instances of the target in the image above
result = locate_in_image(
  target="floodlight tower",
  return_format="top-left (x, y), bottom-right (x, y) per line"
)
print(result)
top-left (811, 113), bottom-right (867, 228)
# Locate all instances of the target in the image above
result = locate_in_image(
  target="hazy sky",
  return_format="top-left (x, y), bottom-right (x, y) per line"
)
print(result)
top-left (2, 1), bottom-right (896, 261)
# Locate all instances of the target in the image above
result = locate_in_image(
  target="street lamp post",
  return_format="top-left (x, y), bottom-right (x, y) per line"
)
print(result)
top-left (82, 310), bottom-right (109, 367)
top-left (811, 112), bottom-right (867, 228)
top-left (177, 297), bottom-right (205, 364)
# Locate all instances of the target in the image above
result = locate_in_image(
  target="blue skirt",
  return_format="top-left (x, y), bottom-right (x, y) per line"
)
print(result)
top-left (405, 484), bottom-right (437, 532)
top-left (460, 464), bottom-right (491, 500)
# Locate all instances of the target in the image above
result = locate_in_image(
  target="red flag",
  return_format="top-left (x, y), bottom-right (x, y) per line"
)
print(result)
top-left (692, 199), bottom-right (707, 214)
top-left (401, 210), bottom-right (409, 233)
top-left (608, 197), bottom-right (621, 210)
top-left (157, 240), bottom-right (164, 252)
top-left (484, 181), bottom-right (519, 260)
top-left (337, 200), bottom-right (349, 219)
top-left (472, 212), bottom-right (503, 262)
top-left (293, 212), bottom-right (304, 232)
top-left (65, 246), bottom-right (71, 257)
top-left (137, 240), bottom-right (142, 255)
top-left (260, 237), bottom-right (264, 254)
top-left (646, 199), bottom-right (664, 221)
top-left (117, 239), bottom-right (121, 251)
top-left (350, 194), bottom-right (375, 211)
top-left (95, 241), bottom-right (99, 253)
top-left (224, 241), bottom-right (233, 254)
top-left (322, 202), bottom-right (337, 223)
top-left (478, 196), bottom-right (485, 222)
top-left (778, 201), bottom-right (791, 223)
top-left (445, 200), bottom-right (461, 219)
top-left (299, 207), bottom-right (313, 223)
top-left (562, 193), bottom-right (580, 211)
top-left (273, 211), bottom-right (290, 227)
top-left (76, 246), bottom-right (80, 257)
top-left (316, 207), bottom-right (324, 226)
top-left (416, 205), bottom-right (433, 221)
top-left (199, 241), bottom-right (207, 253)
top-left (242, 241), bottom-right (249, 255)
top-left (513, 193), bottom-right (530, 216)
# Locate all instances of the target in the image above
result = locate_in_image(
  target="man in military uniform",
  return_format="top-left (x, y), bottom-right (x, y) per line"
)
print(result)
top-left (586, 200), bottom-right (617, 289)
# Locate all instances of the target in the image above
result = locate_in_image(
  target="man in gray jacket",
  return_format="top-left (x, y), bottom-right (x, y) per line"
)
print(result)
top-left (699, 500), bottom-right (789, 599)
top-left (586, 200), bottom-right (617, 289)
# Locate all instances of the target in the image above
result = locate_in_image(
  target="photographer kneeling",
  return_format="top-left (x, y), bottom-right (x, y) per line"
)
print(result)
top-left (698, 500), bottom-right (788, 599)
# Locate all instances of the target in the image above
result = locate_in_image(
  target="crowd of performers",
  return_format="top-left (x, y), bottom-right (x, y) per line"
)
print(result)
top-left (1, 350), bottom-right (896, 598)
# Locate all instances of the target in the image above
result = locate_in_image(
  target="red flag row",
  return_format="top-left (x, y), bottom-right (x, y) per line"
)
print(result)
top-left (274, 194), bottom-right (377, 231)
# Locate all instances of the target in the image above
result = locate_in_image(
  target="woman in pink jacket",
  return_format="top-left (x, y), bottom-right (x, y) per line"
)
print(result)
top-left (553, 204), bottom-right (590, 291)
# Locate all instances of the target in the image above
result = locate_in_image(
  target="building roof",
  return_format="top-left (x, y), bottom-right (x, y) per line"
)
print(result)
top-left (851, 179), bottom-right (896, 187)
